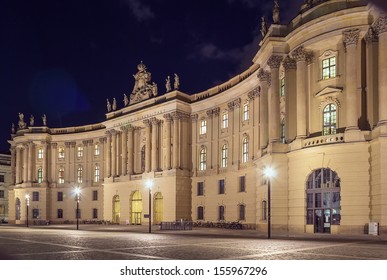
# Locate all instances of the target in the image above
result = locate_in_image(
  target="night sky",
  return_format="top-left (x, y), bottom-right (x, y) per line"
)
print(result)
top-left (0, 0), bottom-right (385, 153)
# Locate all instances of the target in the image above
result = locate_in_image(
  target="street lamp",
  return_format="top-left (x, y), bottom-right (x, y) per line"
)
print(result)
top-left (74, 187), bottom-right (81, 230)
top-left (25, 194), bottom-right (30, 227)
top-left (146, 179), bottom-right (153, 233)
top-left (264, 167), bottom-right (275, 239)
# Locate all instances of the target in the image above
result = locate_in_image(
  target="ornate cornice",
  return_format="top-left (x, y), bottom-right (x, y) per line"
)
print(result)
top-left (292, 46), bottom-right (307, 61)
top-left (343, 28), bottom-right (360, 48)
top-left (373, 15), bottom-right (387, 35)
top-left (282, 56), bottom-right (296, 71)
top-left (171, 111), bottom-right (190, 120)
top-left (267, 55), bottom-right (283, 69)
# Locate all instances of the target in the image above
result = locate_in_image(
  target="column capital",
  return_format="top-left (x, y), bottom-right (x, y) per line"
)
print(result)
top-left (306, 51), bottom-right (315, 65)
top-left (191, 114), bottom-right (199, 122)
top-left (343, 28), bottom-right (360, 48)
top-left (143, 119), bottom-right (152, 127)
top-left (267, 55), bottom-right (283, 69)
top-left (257, 68), bottom-right (271, 83)
top-left (227, 98), bottom-right (241, 111)
top-left (206, 107), bottom-right (220, 118)
top-left (292, 46), bottom-right (307, 62)
top-left (364, 27), bottom-right (378, 44)
top-left (163, 113), bottom-right (173, 122)
top-left (373, 15), bottom-right (387, 35)
top-left (248, 87), bottom-right (261, 100)
top-left (282, 56), bottom-right (297, 71)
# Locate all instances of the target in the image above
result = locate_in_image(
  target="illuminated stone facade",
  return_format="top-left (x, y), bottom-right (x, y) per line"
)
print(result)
top-left (7, 0), bottom-right (387, 235)
top-left (0, 154), bottom-right (11, 222)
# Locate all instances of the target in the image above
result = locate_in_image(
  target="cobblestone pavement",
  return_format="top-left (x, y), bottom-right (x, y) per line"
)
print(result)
top-left (1, 224), bottom-right (387, 260)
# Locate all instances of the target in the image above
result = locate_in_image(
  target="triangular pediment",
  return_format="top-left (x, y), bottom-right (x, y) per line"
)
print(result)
top-left (315, 86), bottom-right (343, 97)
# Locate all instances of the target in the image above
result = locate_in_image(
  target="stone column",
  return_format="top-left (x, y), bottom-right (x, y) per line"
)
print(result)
top-left (27, 142), bottom-right (34, 182)
top-left (343, 29), bottom-right (360, 130)
top-left (374, 16), bottom-right (387, 125)
top-left (121, 127), bottom-right (128, 175)
top-left (248, 88), bottom-right (260, 158)
top-left (42, 141), bottom-right (48, 182)
top-left (127, 127), bottom-right (134, 175)
top-left (206, 109), bottom-right (214, 169)
top-left (191, 114), bottom-right (198, 173)
top-left (282, 56), bottom-right (297, 140)
top-left (267, 55), bottom-right (283, 143)
top-left (22, 144), bottom-right (28, 183)
top-left (172, 112), bottom-right (180, 169)
top-left (10, 147), bottom-right (16, 185)
top-left (65, 142), bottom-right (71, 183)
top-left (143, 119), bottom-right (151, 172)
top-left (15, 146), bottom-right (21, 184)
top-left (105, 132), bottom-right (111, 178)
top-left (292, 46), bottom-right (308, 137)
top-left (51, 143), bottom-right (57, 182)
top-left (212, 108), bottom-right (220, 170)
top-left (111, 130), bottom-right (117, 176)
top-left (151, 117), bottom-right (159, 171)
top-left (258, 69), bottom-right (270, 148)
top-left (164, 114), bottom-right (172, 170)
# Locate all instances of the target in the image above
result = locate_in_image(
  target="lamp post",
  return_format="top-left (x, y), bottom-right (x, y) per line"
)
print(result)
top-left (146, 179), bottom-right (153, 233)
top-left (264, 167), bottom-right (275, 239)
top-left (75, 187), bottom-right (81, 230)
top-left (25, 194), bottom-right (30, 227)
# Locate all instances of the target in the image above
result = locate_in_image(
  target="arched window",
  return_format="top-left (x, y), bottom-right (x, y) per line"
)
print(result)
top-left (199, 147), bottom-right (207, 171)
top-left (242, 137), bottom-right (249, 163)
top-left (77, 166), bottom-right (83, 183)
top-left (94, 165), bottom-right (100, 182)
top-left (58, 167), bottom-right (64, 184)
top-left (323, 104), bottom-right (337, 135)
top-left (37, 167), bottom-right (43, 183)
top-left (221, 144), bottom-right (228, 168)
top-left (306, 168), bottom-right (341, 234)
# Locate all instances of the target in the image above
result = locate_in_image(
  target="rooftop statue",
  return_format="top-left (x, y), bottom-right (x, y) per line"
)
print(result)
top-left (260, 16), bottom-right (267, 38)
top-left (18, 112), bottom-right (26, 129)
top-left (165, 75), bottom-right (171, 92)
top-left (124, 94), bottom-right (129, 106)
top-left (273, 0), bottom-right (280, 24)
top-left (30, 114), bottom-right (34, 126)
top-left (174, 73), bottom-right (180, 90)
top-left (42, 114), bottom-right (47, 126)
top-left (107, 99), bottom-right (112, 112)
top-left (129, 61), bottom-right (158, 105)
top-left (112, 98), bottom-right (117, 111)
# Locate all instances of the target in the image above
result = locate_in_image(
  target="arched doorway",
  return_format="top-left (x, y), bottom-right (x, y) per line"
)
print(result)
top-left (112, 195), bottom-right (120, 224)
top-left (153, 192), bottom-right (163, 224)
top-left (306, 168), bottom-right (341, 233)
top-left (131, 191), bottom-right (142, 225)
top-left (15, 198), bottom-right (21, 221)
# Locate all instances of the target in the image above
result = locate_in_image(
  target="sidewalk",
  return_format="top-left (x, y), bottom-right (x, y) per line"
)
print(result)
top-left (2, 223), bottom-right (386, 242)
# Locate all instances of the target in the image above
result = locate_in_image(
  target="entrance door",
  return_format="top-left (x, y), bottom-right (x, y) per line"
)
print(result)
top-left (314, 209), bottom-right (323, 233)
top-left (133, 212), bottom-right (142, 225)
top-left (323, 209), bottom-right (331, 233)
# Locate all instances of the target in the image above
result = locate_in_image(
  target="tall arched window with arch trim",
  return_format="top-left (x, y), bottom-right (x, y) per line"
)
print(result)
top-left (242, 137), bottom-right (249, 163)
top-left (221, 144), bottom-right (228, 168)
top-left (323, 104), bottom-right (337, 135)
top-left (199, 147), bottom-right (207, 171)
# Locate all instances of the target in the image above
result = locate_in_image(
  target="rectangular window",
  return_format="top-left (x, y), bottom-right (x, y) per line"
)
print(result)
top-left (93, 190), bottom-right (98, 201)
top-left (243, 103), bottom-right (249, 121)
top-left (38, 148), bottom-right (44, 159)
top-left (0, 190), bottom-right (4, 198)
top-left (262, 201), bottom-right (267, 220)
top-left (222, 112), bottom-right (228, 128)
top-left (322, 57), bottom-right (336, 80)
top-left (200, 120), bottom-right (207, 135)
top-left (307, 193), bottom-right (313, 208)
top-left (77, 146), bottom-right (84, 158)
top-left (239, 176), bottom-right (246, 192)
top-left (32, 191), bottom-right (39, 201)
top-left (57, 209), bottom-right (63, 219)
top-left (32, 209), bottom-right (39, 219)
top-left (197, 207), bottom-right (204, 220)
top-left (58, 168), bottom-right (65, 184)
top-left (94, 166), bottom-right (100, 182)
top-left (37, 168), bottom-right (43, 183)
top-left (218, 206), bottom-right (225, 221)
top-left (197, 182), bottom-right (204, 196)
top-left (58, 147), bottom-right (65, 159)
top-left (219, 179), bottom-right (225, 194)
top-left (315, 193), bottom-right (322, 208)
top-left (0, 175), bottom-right (4, 182)
top-left (57, 192), bottom-right (63, 202)
top-left (239, 205), bottom-right (245, 221)
top-left (94, 144), bottom-right (100, 156)
top-left (93, 208), bottom-right (98, 219)
top-left (306, 209), bottom-right (314, 224)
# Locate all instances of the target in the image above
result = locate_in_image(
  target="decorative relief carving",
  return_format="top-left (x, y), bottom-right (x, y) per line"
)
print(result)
top-left (143, 119), bottom-right (151, 127)
top-left (267, 55), bottom-right (283, 69)
top-left (248, 86), bottom-right (261, 100)
top-left (163, 113), bottom-right (173, 122)
top-left (306, 51), bottom-right (315, 65)
top-left (364, 27), bottom-right (378, 44)
top-left (170, 111), bottom-right (190, 120)
top-left (373, 15), bottom-right (387, 35)
top-left (227, 98), bottom-right (241, 111)
top-left (190, 114), bottom-right (198, 122)
top-left (292, 46), bottom-right (307, 61)
top-left (257, 68), bottom-right (271, 82)
top-left (343, 29), bottom-right (360, 48)
top-left (319, 96), bottom-right (341, 110)
top-left (282, 56), bottom-right (296, 71)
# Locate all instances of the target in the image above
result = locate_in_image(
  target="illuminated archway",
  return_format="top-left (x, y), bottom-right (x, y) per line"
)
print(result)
top-left (131, 191), bottom-right (143, 225)
top-left (112, 195), bottom-right (120, 224)
top-left (153, 192), bottom-right (163, 224)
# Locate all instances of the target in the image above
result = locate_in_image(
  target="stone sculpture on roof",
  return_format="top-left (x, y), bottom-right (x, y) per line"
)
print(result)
top-left (130, 61), bottom-right (158, 105)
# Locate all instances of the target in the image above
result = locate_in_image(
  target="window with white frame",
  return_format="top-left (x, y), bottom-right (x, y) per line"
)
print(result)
top-left (242, 137), bottom-right (249, 163)
top-left (322, 57), bottom-right (336, 80)
top-left (222, 112), bottom-right (229, 128)
top-left (58, 146), bottom-right (65, 159)
top-left (58, 167), bottom-right (64, 184)
top-left (200, 119), bottom-right (207, 135)
top-left (94, 165), bottom-right (100, 182)
top-left (242, 102), bottom-right (249, 121)
top-left (37, 167), bottom-right (43, 183)
top-left (323, 104), bottom-right (337, 135)
top-left (199, 147), bottom-right (207, 171)
top-left (94, 144), bottom-right (100, 156)
top-left (221, 144), bottom-right (228, 168)
top-left (77, 146), bottom-right (84, 158)
top-left (38, 147), bottom-right (44, 159)
top-left (77, 166), bottom-right (83, 183)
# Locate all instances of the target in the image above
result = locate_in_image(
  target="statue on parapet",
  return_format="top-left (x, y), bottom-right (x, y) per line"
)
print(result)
top-left (260, 16), bottom-right (267, 38)
top-left (18, 112), bottom-right (26, 129)
top-left (112, 98), bottom-right (117, 111)
top-left (30, 115), bottom-right (34, 126)
top-left (273, 0), bottom-right (280, 24)
top-left (42, 114), bottom-right (47, 126)
top-left (166, 76), bottom-right (171, 92)
top-left (129, 61), bottom-right (158, 105)
top-left (107, 99), bottom-right (112, 112)
top-left (124, 94), bottom-right (129, 106)
top-left (174, 73), bottom-right (180, 90)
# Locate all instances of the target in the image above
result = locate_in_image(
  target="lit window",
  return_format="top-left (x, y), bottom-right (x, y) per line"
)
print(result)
top-left (280, 77), bottom-right (285, 97)
top-left (280, 120), bottom-right (286, 143)
top-left (77, 166), bottom-right (83, 183)
top-left (323, 104), bottom-right (337, 135)
top-left (200, 120), bottom-right (207, 135)
top-left (58, 146), bottom-right (65, 159)
top-left (222, 112), bottom-right (229, 128)
top-left (94, 144), bottom-right (100, 156)
top-left (37, 167), bottom-right (43, 183)
top-left (58, 167), bottom-right (64, 184)
top-left (221, 144), bottom-right (228, 168)
top-left (38, 148), bottom-right (44, 159)
top-left (239, 204), bottom-right (246, 221)
top-left (322, 57), bottom-right (336, 80)
top-left (199, 148), bottom-right (207, 171)
top-left (94, 165), bottom-right (100, 183)
top-left (242, 137), bottom-right (249, 163)
top-left (243, 102), bottom-right (249, 121)
top-left (77, 146), bottom-right (83, 158)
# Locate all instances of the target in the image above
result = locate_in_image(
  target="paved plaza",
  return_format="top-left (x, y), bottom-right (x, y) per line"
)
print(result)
top-left (1, 224), bottom-right (387, 260)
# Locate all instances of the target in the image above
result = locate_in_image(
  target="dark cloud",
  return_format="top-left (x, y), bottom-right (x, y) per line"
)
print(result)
top-left (123, 0), bottom-right (155, 22)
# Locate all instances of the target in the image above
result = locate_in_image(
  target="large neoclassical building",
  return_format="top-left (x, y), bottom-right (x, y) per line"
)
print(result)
top-left (7, 0), bottom-right (387, 235)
